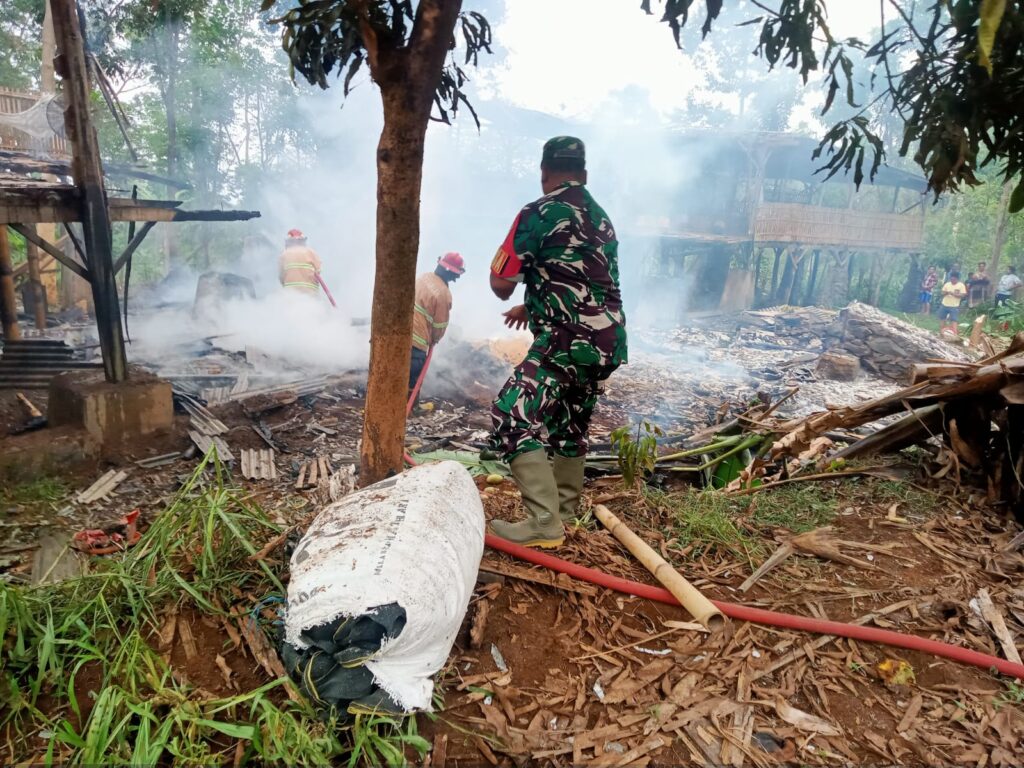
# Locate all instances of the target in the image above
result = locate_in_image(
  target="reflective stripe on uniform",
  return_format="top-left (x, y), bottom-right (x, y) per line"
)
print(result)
top-left (412, 333), bottom-right (430, 348)
top-left (285, 263), bottom-right (316, 271)
top-left (415, 304), bottom-right (447, 328)
top-left (284, 281), bottom-right (318, 288)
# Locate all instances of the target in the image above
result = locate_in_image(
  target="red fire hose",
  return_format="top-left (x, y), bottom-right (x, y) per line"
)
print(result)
top-left (403, 346), bottom-right (435, 466)
top-left (407, 345), bottom-right (434, 417)
top-left (316, 274), bottom-right (338, 308)
top-left (484, 533), bottom-right (1024, 680)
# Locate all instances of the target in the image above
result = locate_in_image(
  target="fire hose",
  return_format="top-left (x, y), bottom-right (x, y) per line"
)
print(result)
top-left (403, 346), bottom-right (435, 465)
top-left (397, 349), bottom-right (1023, 679)
top-left (484, 533), bottom-right (1024, 680)
top-left (316, 274), bottom-right (338, 308)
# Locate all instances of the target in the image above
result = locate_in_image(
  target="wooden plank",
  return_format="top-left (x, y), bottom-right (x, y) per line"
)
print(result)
top-left (0, 194), bottom-right (259, 225)
top-left (76, 468), bottom-right (128, 504)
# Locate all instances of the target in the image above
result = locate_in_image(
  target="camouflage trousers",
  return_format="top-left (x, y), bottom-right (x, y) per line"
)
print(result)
top-left (489, 337), bottom-right (618, 461)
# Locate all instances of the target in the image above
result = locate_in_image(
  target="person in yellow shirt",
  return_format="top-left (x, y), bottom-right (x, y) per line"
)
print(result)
top-left (409, 253), bottom-right (465, 395)
top-left (939, 270), bottom-right (967, 325)
top-left (278, 229), bottom-right (322, 296)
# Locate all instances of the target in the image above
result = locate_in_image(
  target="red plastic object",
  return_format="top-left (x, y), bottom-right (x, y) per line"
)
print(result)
top-left (315, 274), bottom-right (337, 308)
top-left (484, 533), bottom-right (1024, 680)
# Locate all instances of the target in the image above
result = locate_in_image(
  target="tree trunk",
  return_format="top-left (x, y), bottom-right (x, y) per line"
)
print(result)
top-left (990, 181), bottom-right (1013, 278)
top-left (823, 250), bottom-right (851, 308)
top-left (753, 247), bottom-right (764, 305)
top-left (786, 250), bottom-right (806, 305)
top-left (359, 0), bottom-right (463, 485)
top-left (869, 252), bottom-right (883, 306)
top-left (0, 227), bottom-right (21, 341)
top-left (25, 228), bottom-right (47, 329)
top-left (162, 21), bottom-right (180, 274)
top-left (899, 253), bottom-right (923, 312)
top-left (803, 249), bottom-right (821, 306)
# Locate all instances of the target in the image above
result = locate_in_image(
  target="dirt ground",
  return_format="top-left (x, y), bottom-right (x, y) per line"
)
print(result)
top-left (2, 380), bottom-right (1023, 765)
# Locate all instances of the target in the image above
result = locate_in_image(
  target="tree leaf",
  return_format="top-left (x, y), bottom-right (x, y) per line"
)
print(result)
top-left (1009, 176), bottom-right (1024, 214)
top-left (977, 0), bottom-right (1007, 75)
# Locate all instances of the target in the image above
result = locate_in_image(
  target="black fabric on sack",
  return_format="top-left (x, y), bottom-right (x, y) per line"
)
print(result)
top-left (281, 602), bottom-right (408, 720)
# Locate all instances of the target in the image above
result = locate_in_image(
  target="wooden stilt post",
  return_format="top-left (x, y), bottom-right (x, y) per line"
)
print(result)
top-left (0, 227), bottom-right (22, 340)
top-left (25, 227), bottom-right (47, 329)
top-left (51, 0), bottom-right (127, 381)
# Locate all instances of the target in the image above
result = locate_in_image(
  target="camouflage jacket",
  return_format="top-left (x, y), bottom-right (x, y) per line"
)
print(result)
top-left (491, 181), bottom-right (627, 368)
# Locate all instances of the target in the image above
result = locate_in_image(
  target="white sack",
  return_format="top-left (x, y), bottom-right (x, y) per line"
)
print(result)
top-left (285, 460), bottom-right (485, 710)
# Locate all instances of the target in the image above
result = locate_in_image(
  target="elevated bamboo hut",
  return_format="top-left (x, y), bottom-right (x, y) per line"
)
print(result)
top-left (632, 132), bottom-right (926, 314)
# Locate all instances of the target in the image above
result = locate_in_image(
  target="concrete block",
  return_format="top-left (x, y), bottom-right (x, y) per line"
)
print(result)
top-left (48, 369), bottom-right (173, 451)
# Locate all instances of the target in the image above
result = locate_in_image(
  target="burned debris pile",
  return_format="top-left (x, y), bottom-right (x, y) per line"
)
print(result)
top-left (741, 301), bottom-right (975, 383)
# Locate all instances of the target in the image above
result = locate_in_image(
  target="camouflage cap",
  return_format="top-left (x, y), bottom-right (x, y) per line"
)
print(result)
top-left (541, 136), bottom-right (586, 167)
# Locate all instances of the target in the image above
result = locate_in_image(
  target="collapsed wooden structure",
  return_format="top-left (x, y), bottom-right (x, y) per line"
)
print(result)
top-left (635, 133), bottom-right (927, 313)
top-left (768, 334), bottom-right (1024, 515)
top-left (0, 0), bottom-right (259, 382)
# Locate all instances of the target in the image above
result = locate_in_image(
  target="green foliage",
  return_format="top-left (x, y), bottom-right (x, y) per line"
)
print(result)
top-left (77, 0), bottom-right (323, 277)
top-left (409, 449), bottom-right (509, 477)
top-left (611, 420), bottom-right (663, 487)
top-left (991, 298), bottom-right (1024, 333)
top-left (0, 0), bottom-right (44, 91)
top-left (996, 680), bottom-right (1024, 707)
top-left (265, 0), bottom-right (492, 126)
top-left (646, 1), bottom-right (1024, 207)
top-left (1, 476), bottom-right (68, 505)
top-left (0, 455), bottom-right (423, 766)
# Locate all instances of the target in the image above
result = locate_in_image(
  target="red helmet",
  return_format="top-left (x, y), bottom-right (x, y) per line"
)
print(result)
top-left (286, 229), bottom-right (305, 239)
top-left (438, 252), bottom-right (465, 275)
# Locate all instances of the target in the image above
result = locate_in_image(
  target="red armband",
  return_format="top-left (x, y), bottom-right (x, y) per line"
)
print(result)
top-left (491, 213), bottom-right (524, 279)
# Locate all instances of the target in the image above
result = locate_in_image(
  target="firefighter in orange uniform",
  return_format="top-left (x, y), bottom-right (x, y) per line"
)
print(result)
top-left (410, 252), bottom-right (465, 394)
top-left (279, 229), bottom-right (323, 296)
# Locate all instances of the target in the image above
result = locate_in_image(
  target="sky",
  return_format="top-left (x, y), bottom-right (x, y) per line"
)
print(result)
top-left (477, 0), bottom-right (880, 122)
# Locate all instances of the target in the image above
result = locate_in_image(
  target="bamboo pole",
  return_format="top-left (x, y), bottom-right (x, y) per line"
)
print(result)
top-left (592, 504), bottom-right (726, 632)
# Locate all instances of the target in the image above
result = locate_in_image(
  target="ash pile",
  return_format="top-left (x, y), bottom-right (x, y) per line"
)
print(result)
top-left (607, 302), bottom-right (979, 434)
top-left (125, 270), bottom-right (371, 404)
top-left (741, 301), bottom-right (976, 383)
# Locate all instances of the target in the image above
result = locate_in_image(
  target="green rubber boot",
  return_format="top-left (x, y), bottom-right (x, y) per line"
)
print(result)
top-left (552, 454), bottom-right (586, 523)
top-left (488, 450), bottom-right (564, 549)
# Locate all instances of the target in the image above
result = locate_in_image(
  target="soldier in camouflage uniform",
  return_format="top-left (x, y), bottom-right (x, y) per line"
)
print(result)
top-left (487, 136), bottom-right (628, 548)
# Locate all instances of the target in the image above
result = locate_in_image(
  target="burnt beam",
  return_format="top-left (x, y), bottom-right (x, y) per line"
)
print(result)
top-left (113, 221), bottom-right (156, 274)
top-left (8, 224), bottom-right (90, 283)
top-left (52, 0), bottom-right (127, 382)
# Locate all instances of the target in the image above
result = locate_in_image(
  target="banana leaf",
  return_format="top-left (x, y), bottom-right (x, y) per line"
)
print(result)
top-left (410, 450), bottom-right (510, 477)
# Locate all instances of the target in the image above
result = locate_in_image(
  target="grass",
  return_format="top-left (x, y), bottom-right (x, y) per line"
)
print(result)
top-left (1, 477), bottom-right (69, 506)
top-left (646, 488), bottom-right (761, 561)
top-left (0, 454), bottom-right (427, 767)
top-left (746, 483), bottom-right (838, 532)
top-left (996, 681), bottom-right (1024, 709)
top-left (889, 310), bottom-right (944, 334)
top-left (647, 480), bottom-right (842, 562)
